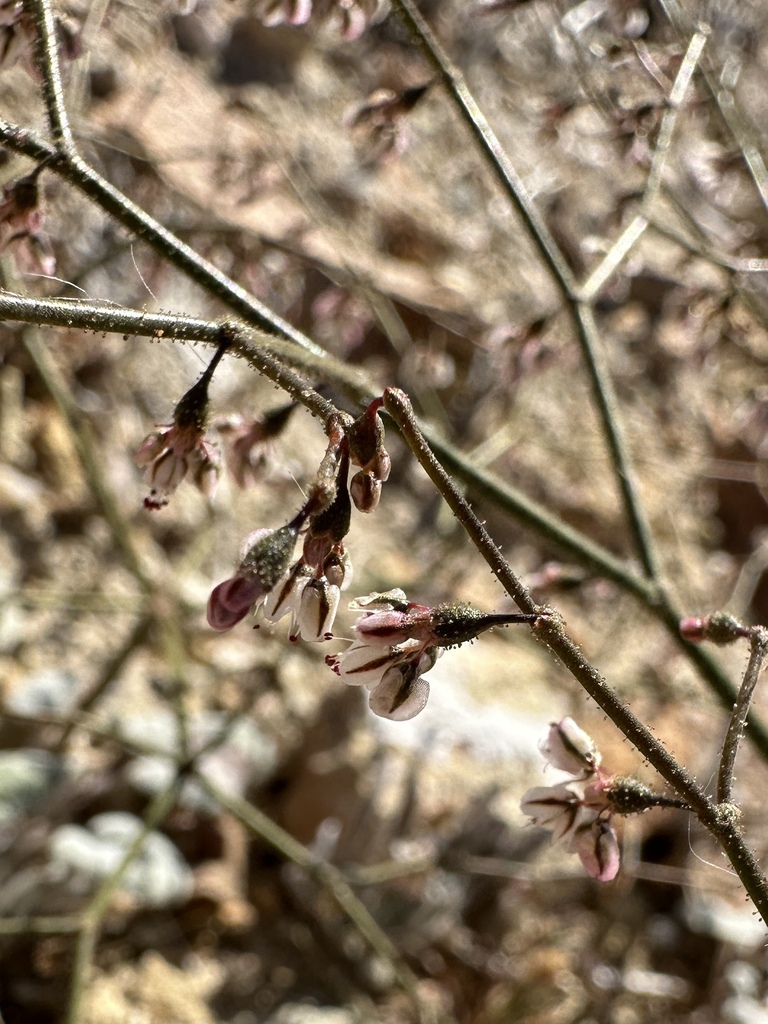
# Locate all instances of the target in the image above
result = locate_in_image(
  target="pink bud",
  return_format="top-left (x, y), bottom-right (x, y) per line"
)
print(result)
top-left (354, 607), bottom-right (434, 646)
top-left (207, 575), bottom-right (267, 631)
top-left (679, 617), bottom-right (707, 642)
top-left (571, 819), bottom-right (620, 882)
top-left (350, 471), bottom-right (382, 513)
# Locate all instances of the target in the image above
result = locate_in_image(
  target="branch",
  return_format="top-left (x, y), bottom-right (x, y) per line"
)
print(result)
top-left (718, 627), bottom-right (768, 804)
top-left (26, 0), bottom-right (74, 152)
top-left (0, 118), bottom-right (325, 355)
top-left (65, 781), bottom-right (181, 1024)
top-left (382, 386), bottom-right (768, 925)
top-left (195, 775), bottom-right (446, 1024)
top-left (579, 29), bottom-right (708, 302)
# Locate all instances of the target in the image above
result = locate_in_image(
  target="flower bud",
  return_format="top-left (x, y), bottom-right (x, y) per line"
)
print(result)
top-left (679, 613), bottom-right (752, 645)
top-left (297, 577), bottom-right (341, 642)
top-left (207, 575), bottom-right (268, 632)
top-left (350, 470), bottom-right (382, 513)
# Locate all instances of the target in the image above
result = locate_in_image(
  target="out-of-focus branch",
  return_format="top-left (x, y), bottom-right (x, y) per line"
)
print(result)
top-left (195, 775), bottom-right (448, 1024)
top-left (65, 781), bottom-right (181, 1024)
top-left (391, 0), bottom-right (661, 582)
top-left (579, 29), bottom-right (708, 301)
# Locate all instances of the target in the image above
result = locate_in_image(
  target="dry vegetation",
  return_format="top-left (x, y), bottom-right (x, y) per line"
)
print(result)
top-left (2, 0), bottom-right (768, 1021)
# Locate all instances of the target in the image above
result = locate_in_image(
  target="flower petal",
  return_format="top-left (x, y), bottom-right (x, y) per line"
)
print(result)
top-left (298, 578), bottom-right (340, 642)
top-left (540, 717), bottom-right (601, 775)
top-left (328, 641), bottom-right (399, 688)
top-left (369, 665), bottom-right (429, 721)
top-left (263, 563), bottom-right (311, 623)
top-left (520, 784), bottom-right (582, 842)
top-left (571, 819), bottom-right (620, 882)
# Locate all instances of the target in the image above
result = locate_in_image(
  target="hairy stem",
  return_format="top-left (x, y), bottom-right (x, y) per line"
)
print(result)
top-left (383, 386), bottom-right (768, 924)
top-left (718, 628), bottom-right (768, 804)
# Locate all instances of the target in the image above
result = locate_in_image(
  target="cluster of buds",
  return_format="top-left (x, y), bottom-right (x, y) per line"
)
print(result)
top-left (0, 167), bottom-right (56, 278)
top-left (207, 441), bottom-right (352, 643)
top-left (347, 397), bottom-right (391, 513)
top-left (134, 347), bottom-right (226, 509)
top-left (327, 591), bottom-right (540, 720)
top-left (253, 0), bottom-right (386, 40)
top-left (521, 718), bottom-right (620, 882)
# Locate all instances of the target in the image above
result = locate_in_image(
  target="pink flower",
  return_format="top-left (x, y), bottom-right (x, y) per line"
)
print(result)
top-left (539, 716), bottom-right (601, 776)
top-left (135, 423), bottom-right (220, 510)
top-left (346, 84), bottom-right (430, 167)
top-left (135, 347), bottom-right (229, 509)
top-left (328, 591), bottom-right (541, 720)
top-left (215, 403), bottom-right (295, 490)
top-left (327, 636), bottom-right (438, 722)
top-left (253, 0), bottom-right (385, 39)
top-left (207, 452), bottom-right (352, 643)
top-left (207, 522), bottom-right (303, 632)
top-left (521, 719), bottom-right (620, 882)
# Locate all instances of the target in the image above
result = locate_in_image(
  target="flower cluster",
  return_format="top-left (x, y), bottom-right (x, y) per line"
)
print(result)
top-left (326, 591), bottom-right (439, 720)
top-left (207, 444), bottom-right (353, 643)
top-left (521, 718), bottom-right (620, 882)
top-left (134, 385), bottom-right (219, 509)
top-left (327, 591), bottom-right (540, 720)
top-left (135, 367), bottom-right (221, 510)
top-left (253, 0), bottom-right (386, 40)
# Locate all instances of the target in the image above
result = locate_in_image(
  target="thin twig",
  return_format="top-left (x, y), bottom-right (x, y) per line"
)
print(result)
top-left (0, 116), bottom-right (324, 355)
top-left (579, 29), bottom-right (707, 302)
top-left (26, 0), bottom-right (75, 152)
top-left (23, 330), bottom-right (152, 588)
top-left (657, 0), bottom-right (768, 213)
top-left (0, 915), bottom-right (82, 935)
top-left (9, 290), bottom-right (768, 759)
top-left (53, 616), bottom-right (151, 752)
top-left (718, 628), bottom-right (768, 805)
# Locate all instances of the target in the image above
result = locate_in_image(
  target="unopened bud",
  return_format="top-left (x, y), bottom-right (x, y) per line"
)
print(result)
top-left (350, 470), bottom-right (382, 513)
top-left (679, 612), bottom-right (752, 645)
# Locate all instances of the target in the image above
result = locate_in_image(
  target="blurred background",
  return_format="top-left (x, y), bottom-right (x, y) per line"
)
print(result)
top-left (2, 0), bottom-right (768, 1020)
